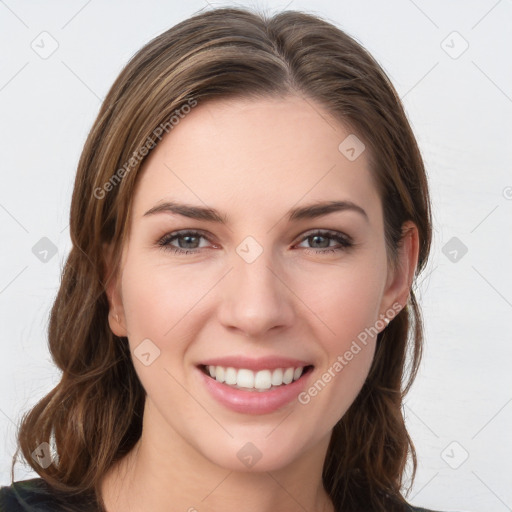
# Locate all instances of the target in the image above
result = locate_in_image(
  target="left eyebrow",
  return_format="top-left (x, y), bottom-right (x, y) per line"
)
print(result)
top-left (288, 200), bottom-right (368, 223)
top-left (143, 199), bottom-right (369, 224)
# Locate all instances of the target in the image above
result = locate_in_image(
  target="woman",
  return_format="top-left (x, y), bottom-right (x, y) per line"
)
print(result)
top-left (1, 6), bottom-right (442, 512)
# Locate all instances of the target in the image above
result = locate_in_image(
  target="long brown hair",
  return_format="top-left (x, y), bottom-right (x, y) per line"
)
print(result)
top-left (12, 7), bottom-right (432, 511)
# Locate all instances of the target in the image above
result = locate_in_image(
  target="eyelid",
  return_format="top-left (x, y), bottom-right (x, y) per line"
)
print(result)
top-left (297, 228), bottom-right (354, 244)
top-left (157, 229), bottom-right (216, 248)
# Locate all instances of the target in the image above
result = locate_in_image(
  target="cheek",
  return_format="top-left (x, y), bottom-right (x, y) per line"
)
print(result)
top-left (120, 257), bottom-right (207, 337)
top-left (297, 277), bottom-right (379, 431)
top-left (291, 254), bottom-right (386, 348)
top-left (119, 259), bottom-right (211, 409)
top-left (291, 255), bottom-right (384, 417)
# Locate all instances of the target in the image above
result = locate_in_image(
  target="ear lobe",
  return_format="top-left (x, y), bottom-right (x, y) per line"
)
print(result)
top-left (103, 242), bottom-right (128, 337)
top-left (380, 221), bottom-right (420, 320)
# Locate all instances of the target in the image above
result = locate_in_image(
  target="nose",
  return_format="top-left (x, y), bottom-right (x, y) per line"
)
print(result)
top-left (217, 247), bottom-right (295, 339)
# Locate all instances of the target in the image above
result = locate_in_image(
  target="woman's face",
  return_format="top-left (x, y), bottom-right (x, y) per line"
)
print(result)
top-left (107, 95), bottom-right (414, 472)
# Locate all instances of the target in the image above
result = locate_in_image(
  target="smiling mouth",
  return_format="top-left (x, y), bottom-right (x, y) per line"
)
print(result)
top-left (199, 364), bottom-right (314, 392)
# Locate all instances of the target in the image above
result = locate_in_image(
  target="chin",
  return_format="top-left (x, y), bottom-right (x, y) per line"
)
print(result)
top-left (192, 426), bottom-right (324, 474)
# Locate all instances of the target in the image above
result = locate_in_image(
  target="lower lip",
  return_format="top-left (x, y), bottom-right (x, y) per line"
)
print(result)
top-left (197, 367), bottom-right (312, 415)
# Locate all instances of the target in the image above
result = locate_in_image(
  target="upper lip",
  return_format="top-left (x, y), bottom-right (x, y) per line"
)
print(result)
top-left (198, 356), bottom-right (314, 372)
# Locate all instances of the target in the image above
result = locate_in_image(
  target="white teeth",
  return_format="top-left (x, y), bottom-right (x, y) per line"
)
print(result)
top-left (225, 367), bottom-right (237, 385)
top-left (271, 368), bottom-right (283, 386)
top-left (283, 367), bottom-right (294, 385)
top-left (215, 366), bottom-right (225, 383)
top-left (207, 365), bottom-right (307, 390)
top-left (254, 370), bottom-right (272, 390)
top-left (236, 369), bottom-right (254, 388)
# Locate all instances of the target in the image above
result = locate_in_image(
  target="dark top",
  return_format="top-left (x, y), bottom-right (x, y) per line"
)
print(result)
top-left (0, 478), bottom-right (450, 511)
top-left (0, 479), bottom-right (98, 512)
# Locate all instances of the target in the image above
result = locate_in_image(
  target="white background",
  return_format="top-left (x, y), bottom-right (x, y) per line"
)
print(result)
top-left (1, 1), bottom-right (511, 511)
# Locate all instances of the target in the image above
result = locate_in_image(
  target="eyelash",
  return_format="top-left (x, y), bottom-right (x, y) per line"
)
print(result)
top-left (157, 229), bottom-right (354, 256)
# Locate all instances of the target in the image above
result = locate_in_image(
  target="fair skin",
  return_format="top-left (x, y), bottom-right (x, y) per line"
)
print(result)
top-left (101, 95), bottom-right (419, 512)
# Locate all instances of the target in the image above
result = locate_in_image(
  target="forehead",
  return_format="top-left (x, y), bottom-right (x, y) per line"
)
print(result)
top-left (132, 95), bottom-right (382, 225)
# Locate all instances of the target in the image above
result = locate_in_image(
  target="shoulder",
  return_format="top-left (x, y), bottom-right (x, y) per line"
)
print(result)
top-left (0, 478), bottom-right (99, 512)
top-left (0, 478), bottom-right (56, 511)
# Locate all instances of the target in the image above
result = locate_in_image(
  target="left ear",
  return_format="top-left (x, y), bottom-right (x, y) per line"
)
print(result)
top-left (379, 220), bottom-right (420, 320)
